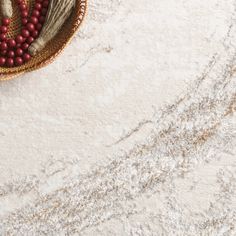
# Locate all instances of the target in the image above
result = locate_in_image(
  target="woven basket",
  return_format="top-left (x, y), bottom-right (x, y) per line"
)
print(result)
top-left (0, 0), bottom-right (87, 80)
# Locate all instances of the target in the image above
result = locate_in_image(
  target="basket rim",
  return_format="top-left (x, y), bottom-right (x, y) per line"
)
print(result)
top-left (0, 0), bottom-right (88, 81)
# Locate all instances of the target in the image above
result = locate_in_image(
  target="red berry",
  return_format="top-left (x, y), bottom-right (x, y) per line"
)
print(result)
top-left (35, 3), bottom-right (42, 10)
top-left (16, 44), bottom-right (22, 48)
top-left (21, 29), bottom-right (30, 38)
top-left (7, 39), bottom-right (16, 48)
top-left (27, 36), bottom-right (34, 44)
top-left (36, 23), bottom-right (42, 31)
top-left (7, 50), bottom-right (15, 58)
top-left (30, 16), bottom-right (38, 25)
top-left (16, 48), bottom-right (23, 56)
top-left (0, 57), bottom-right (6, 66)
top-left (16, 0), bottom-right (23, 4)
top-left (31, 30), bottom-right (39, 38)
top-left (0, 42), bottom-right (7, 51)
top-left (16, 35), bottom-right (24, 44)
top-left (0, 50), bottom-right (7, 56)
top-left (0, 34), bottom-right (6, 41)
top-left (26, 23), bottom-right (35, 32)
top-left (0, 26), bottom-right (7, 33)
top-left (15, 57), bottom-right (23, 66)
top-left (21, 10), bottom-right (28, 18)
top-left (6, 58), bottom-right (14, 67)
top-left (21, 43), bottom-right (29, 50)
top-left (32, 10), bottom-right (40, 17)
top-left (39, 16), bottom-right (45, 24)
top-left (22, 18), bottom-right (28, 25)
top-left (2, 18), bottom-right (10, 26)
top-left (20, 4), bottom-right (27, 10)
top-left (41, 8), bottom-right (47, 16)
top-left (42, 1), bottom-right (49, 7)
top-left (23, 53), bottom-right (31, 62)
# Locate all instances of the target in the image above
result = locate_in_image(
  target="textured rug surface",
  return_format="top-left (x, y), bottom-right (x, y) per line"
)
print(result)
top-left (0, 0), bottom-right (236, 235)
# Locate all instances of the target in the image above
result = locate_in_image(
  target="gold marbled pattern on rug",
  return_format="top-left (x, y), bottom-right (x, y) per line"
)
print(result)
top-left (1, 0), bottom-right (236, 235)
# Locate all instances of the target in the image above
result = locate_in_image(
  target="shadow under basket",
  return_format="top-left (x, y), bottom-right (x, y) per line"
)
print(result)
top-left (0, 0), bottom-right (87, 80)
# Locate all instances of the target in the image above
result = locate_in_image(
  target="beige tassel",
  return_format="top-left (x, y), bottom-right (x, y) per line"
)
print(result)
top-left (1, 0), bottom-right (13, 18)
top-left (29, 0), bottom-right (76, 56)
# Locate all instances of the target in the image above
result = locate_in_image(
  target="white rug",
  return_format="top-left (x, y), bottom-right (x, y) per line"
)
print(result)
top-left (0, 0), bottom-right (236, 235)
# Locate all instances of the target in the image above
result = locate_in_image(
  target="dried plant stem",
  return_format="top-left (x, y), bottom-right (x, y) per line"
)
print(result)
top-left (1, 0), bottom-right (13, 18)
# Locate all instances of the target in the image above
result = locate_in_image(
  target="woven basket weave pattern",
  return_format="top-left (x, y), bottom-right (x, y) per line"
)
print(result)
top-left (0, 0), bottom-right (87, 80)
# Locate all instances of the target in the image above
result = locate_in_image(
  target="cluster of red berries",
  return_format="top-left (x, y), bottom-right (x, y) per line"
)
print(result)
top-left (0, 0), bottom-right (49, 67)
